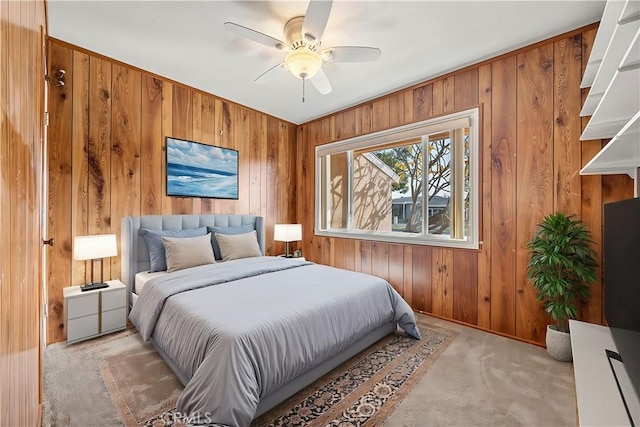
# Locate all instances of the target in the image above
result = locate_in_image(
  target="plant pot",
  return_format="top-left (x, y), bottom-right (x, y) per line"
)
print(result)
top-left (546, 325), bottom-right (572, 362)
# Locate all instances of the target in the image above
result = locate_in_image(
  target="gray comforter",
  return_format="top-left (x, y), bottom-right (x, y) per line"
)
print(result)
top-left (129, 256), bottom-right (420, 426)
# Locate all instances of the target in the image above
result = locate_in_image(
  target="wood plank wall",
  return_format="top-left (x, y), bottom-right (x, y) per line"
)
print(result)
top-left (46, 39), bottom-right (298, 344)
top-left (296, 24), bottom-right (634, 345)
top-left (0, 0), bottom-right (46, 424)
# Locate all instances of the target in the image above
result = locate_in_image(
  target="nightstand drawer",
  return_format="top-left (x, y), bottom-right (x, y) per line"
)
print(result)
top-left (102, 307), bottom-right (126, 333)
top-left (102, 288), bottom-right (125, 312)
top-left (67, 293), bottom-right (99, 320)
top-left (67, 314), bottom-right (99, 342)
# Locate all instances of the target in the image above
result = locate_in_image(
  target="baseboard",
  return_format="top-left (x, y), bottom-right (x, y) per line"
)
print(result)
top-left (417, 311), bottom-right (546, 348)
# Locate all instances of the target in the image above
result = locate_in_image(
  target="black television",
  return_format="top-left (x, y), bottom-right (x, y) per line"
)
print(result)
top-left (604, 197), bottom-right (640, 422)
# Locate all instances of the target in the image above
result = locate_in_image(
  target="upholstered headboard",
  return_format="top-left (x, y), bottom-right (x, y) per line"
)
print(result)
top-left (121, 214), bottom-right (265, 305)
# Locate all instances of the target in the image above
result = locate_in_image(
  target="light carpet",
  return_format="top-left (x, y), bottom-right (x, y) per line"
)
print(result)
top-left (43, 316), bottom-right (453, 426)
top-left (42, 314), bottom-right (576, 426)
top-left (102, 318), bottom-right (454, 426)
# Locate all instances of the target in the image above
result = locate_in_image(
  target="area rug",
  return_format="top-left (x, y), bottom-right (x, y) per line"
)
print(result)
top-left (100, 317), bottom-right (456, 426)
top-left (100, 344), bottom-right (183, 425)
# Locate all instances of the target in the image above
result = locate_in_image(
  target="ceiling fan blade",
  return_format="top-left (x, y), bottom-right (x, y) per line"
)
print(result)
top-left (310, 68), bottom-right (332, 95)
top-left (255, 63), bottom-right (286, 84)
top-left (224, 22), bottom-right (287, 50)
top-left (302, 0), bottom-right (333, 43)
top-left (323, 46), bottom-right (382, 63)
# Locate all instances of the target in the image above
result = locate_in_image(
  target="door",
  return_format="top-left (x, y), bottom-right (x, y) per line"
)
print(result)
top-left (41, 29), bottom-right (50, 347)
top-left (39, 26), bottom-right (50, 406)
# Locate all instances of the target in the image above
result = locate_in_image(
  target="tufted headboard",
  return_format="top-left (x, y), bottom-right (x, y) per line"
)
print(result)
top-left (121, 214), bottom-right (265, 305)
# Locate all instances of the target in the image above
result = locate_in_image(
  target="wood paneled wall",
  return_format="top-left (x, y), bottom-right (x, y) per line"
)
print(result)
top-left (0, 0), bottom-right (46, 424)
top-left (297, 24), bottom-right (634, 345)
top-left (46, 39), bottom-right (297, 344)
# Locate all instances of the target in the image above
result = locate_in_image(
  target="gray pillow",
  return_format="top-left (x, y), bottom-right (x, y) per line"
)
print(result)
top-left (207, 224), bottom-right (255, 260)
top-left (142, 227), bottom-right (207, 272)
top-left (162, 233), bottom-right (216, 273)
top-left (215, 231), bottom-right (262, 261)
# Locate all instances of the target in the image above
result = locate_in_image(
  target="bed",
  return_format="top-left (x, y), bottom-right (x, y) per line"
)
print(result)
top-left (122, 214), bottom-right (420, 426)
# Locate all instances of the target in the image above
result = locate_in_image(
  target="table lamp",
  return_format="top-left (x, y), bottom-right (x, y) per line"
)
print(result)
top-left (274, 224), bottom-right (302, 258)
top-left (73, 234), bottom-right (118, 291)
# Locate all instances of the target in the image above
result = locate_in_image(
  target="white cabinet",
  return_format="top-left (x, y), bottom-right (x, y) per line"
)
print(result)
top-left (570, 320), bottom-right (640, 426)
top-left (580, 0), bottom-right (640, 181)
top-left (64, 279), bottom-right (127, 343)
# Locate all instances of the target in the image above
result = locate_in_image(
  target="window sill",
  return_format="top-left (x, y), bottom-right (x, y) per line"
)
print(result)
top-left (315, 229), bottom-right (479, 250)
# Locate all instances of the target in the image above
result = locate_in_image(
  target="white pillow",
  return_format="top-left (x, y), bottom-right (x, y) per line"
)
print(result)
top-left (215, 230), bottom-right (262, 261)
top-left (162, 233), bottom-right (216, 273)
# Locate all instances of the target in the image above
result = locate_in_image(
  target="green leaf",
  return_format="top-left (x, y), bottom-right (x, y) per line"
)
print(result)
top-left (526, 212), bottom-right (598, 325)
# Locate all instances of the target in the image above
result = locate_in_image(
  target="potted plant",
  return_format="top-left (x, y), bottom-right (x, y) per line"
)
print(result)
top-left (526, 213), bottom-right (598, 361)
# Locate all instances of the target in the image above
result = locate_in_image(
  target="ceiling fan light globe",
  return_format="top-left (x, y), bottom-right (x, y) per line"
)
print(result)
top-left (285, 49), bottom-right (322, 79)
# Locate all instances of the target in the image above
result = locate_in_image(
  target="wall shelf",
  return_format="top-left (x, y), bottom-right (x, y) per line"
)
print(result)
top-left (581, 111), bottom-right (640, 176)
top-left (580, 0), bottom-right (626, 89)
top-left (581, 26), bottom-right (639, 140)
top-left (580, 0), bottom-right (640, 186)
top-left (581, 0), bottom-right (639, 118)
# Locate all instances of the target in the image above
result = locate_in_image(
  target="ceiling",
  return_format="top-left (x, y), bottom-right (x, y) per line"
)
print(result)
top-left (48, 1), bottom-right (605, 125)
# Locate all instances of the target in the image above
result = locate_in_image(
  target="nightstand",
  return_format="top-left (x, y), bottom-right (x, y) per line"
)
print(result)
top-left (279, 255), bottom-right (306, 261)
top-left (64, 279), bottom-right (127, 343)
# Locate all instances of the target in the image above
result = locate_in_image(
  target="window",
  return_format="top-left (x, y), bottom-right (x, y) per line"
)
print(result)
top-left (316, 108), bottom-right (479, 249)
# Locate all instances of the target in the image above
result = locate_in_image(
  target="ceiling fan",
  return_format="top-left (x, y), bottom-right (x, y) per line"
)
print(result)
top-left (224, 0), bottom-right (381, 101)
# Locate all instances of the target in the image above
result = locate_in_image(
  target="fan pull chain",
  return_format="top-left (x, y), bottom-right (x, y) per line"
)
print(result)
top-left (302, 75), bottom-right (306, 103)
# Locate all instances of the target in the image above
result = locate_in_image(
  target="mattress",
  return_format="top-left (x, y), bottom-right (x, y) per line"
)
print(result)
top-left (134, 270), bottom-right (167, 295)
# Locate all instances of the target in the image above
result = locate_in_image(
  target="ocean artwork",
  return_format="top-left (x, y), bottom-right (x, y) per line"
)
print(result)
top-left (166, 137), bottom-right (239, 199)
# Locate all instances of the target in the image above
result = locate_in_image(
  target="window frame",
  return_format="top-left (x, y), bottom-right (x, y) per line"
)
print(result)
top-left (315, 107), bottom-right (480, 250)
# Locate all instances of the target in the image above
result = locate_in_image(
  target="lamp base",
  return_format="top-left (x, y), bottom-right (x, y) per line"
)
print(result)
top-left (80, 282), bottom-right (109, 292)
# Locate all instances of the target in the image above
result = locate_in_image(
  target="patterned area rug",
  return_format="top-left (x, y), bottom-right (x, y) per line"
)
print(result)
top-left (100, 340), bottom-right (183, 425)
top-left (127, 319), bottom-right (456, 426)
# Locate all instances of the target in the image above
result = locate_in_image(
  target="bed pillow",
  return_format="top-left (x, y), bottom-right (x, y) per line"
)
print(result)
top-left (215, 230), bottom-right (262, 261)
top-left (162, 233), bottom-right (216, 273)
top-left (142, 227), bottom-right (208, 272)
top-left (207, 224), bottom-right (256, 260)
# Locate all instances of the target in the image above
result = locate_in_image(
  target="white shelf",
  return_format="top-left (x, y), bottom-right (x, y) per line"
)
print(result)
top-left (619, 24), bottom-right (640, 70)
top-left (581, 0), bottom-right (627, 89)
top-left (581, 0), bottom-right (639, 118)
top-left (581, 0), bottom-right (640, 182)
top-left (581, 27), bottom-right (640, 140)
top-left (619, 0), bottom-right (640, 24)
top-left (581, 111), bottom-right (640, 176)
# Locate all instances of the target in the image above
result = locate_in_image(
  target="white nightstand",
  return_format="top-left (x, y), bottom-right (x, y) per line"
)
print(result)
top-left (279, 255), bottom-right (306, 261)
top-left (63, 279), bottom-right (127, 343)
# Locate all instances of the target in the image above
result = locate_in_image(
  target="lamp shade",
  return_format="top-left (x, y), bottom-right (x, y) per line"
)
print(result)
top-left (273, 224), bottom-right (302, 242)
top-left (73, 234), bottom-right (117, 261)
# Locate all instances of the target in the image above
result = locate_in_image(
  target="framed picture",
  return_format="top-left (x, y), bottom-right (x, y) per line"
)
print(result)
top-left (165, 137), bottom-right (239, 199)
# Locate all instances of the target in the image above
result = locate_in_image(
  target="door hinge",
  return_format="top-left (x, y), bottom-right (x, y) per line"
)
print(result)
top-left (44, 112), bottom-right (49, 127)
top-left (43, 302), bottom-right (47, 318)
